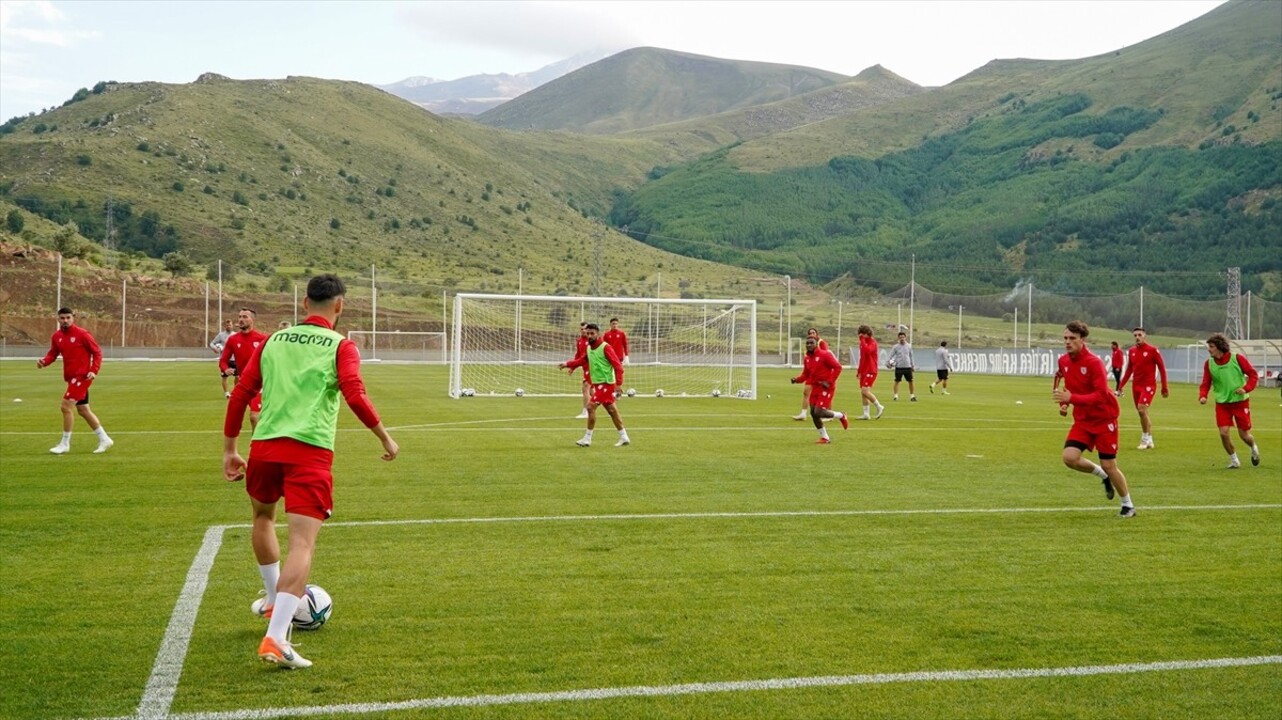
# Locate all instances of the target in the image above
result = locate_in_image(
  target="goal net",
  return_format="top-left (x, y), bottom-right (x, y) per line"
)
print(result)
top-left (450, 293), bottom-right (757, 398)
top-left (346, 331), bottom-right (447, 363)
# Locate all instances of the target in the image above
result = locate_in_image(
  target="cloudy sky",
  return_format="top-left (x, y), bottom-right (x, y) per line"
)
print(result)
top-left (1, 0), bottom-right (1228, 121)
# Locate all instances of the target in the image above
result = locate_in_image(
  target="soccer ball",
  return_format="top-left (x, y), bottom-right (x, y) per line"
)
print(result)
top-left (736, 389), bottom-right (752, 398)
top-left (460, 388), bottom-right (476, 397)
top-left (626, 388), bottom-right (637, 397)
top-left (655, 389), bottom-right (665, 397)
top-left (293, 584), bottom-right (332, 631)
top-left (711, 389), bottom-right (721, 397)
top-left (515, 388), bottom-right (525, 397)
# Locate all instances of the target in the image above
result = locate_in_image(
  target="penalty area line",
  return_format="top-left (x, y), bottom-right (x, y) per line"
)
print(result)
top-left (143, 655), bottom-right (1282, 720)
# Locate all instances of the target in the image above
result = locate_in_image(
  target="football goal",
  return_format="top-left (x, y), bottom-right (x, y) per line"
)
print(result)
top-left (449, 293), bottom-right (757, 398)
top-left (345, 330), bottom-right (448, 363)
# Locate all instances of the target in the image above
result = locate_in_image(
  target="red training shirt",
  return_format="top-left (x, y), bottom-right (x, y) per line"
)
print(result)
top-left (1118, 344), bottom-right (1168, 394)
top-left (794, 346), bottom-right (843, 388)
top-left (1057, 349), bottom-right (1119, 427)
top-left (858, 335), bottom-right (879, 376)
top-left (41, 325), bottom-right (102, 381)
top-left (603, 328), bottom-right (629, 359)
top-left (219, 329), bottom-right (270, 376)
top-left (563, 340), bottom-right (624, 387)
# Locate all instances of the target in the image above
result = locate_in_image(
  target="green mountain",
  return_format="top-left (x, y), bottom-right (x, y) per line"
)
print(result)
top-left (0, 74), bottom-right (748, 299)
top-left (608, 0), bottom-right (1282, 299)
top-left (475, 47), bottom-right (850, 134)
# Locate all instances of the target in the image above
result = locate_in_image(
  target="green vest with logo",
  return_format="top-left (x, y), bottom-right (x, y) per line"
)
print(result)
top-left (1209, 353), bottom-right (1249, 404)
top-left (252, 323), bottom-right (344, 449)
top-left (587, 342), bottom-right (616, 385)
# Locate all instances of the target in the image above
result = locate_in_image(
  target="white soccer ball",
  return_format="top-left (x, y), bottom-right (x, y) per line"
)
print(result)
top-left (460, 388), bottom-right (476, 397)
top-left (515, 388), bottom-right (525, 397)
top-left (1015, 401), bottom-right (1023, 405)
top-left (626, 388), bottom-right (636, 397)
top-left (293, 584), bottom-right (332, 631)
top-left (736, 389), bottom-right (753, 398)
top-left (655, 389), bottom-right (665, 397)
top-left (12, 398), bottom-right (21, 403)
top-left (711, 389), bottom-right (721, 397)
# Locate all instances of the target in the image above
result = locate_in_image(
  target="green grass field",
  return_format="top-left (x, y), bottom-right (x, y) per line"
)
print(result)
top-left (1, 361), bottom-right (1279, 720)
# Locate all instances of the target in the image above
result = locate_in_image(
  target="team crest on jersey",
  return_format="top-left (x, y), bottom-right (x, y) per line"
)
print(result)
top-left (1080, 367), bottom-right (1087, 374)
top-left (253, 341), bottom-right (260, 348)
top-left (1108, 423), bottom-right (1116, 432)
top-left (70, 337), bottom-right (77, 343)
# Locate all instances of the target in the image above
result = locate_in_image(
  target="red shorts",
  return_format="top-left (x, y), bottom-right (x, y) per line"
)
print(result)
top-left (1066, 421), bottom-right (1120, 458)
top-left (63, 376), bottom-right (93, 403)
top-left (1131, 385), bottom-right (1156, 407)
top-left (245, 437), bottom-right (335, 520)
top-left (808, 384), bottom-right (835, 409)
top-left (1215, 401), bottom-right (1252, 431)
top-left (859, 372), bottom-right (878, 389)
top-left (590, 383), bottom-right (617, 406)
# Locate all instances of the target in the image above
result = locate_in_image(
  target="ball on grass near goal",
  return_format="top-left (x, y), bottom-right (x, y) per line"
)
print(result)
top-left (626, 388), bottom-right (636, 397)
top-left (655, 389), bottom-right (665, 398)
top-left (293, 584), bottom-right (332, 631)
top-left (711, 389), bottom-right (721, 397)
top-left (515, 388), bottom-right (525, 397)
top-left (460, 388), bottom-right (476, 397)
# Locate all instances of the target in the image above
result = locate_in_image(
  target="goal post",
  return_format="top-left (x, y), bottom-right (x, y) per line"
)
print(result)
top-left (345, 331), bottom-right (448, 363)
top-left (450, 293), bottom-right (757, 398)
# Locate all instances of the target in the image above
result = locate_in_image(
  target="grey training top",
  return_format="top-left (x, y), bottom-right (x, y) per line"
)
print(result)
top-left (935, 346), bottom-right (952, 371)
top-left (888, 341), bottom-right (913, 368)
top-left (210, 330), bottom-right (231, 353)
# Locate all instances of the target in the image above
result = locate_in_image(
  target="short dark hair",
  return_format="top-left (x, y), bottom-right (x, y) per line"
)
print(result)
top-left (1132, 326), bottom-right (1146, 333)
top-left (1207, 333), bottom-right (1230, 354)
top-left (858, 324), bottom-right (872, 336)
top-left (57, 307), bottom-right (73, 316)
top-left (585, 323), bottom-right (600, 332)
top-left (940, 340), bottom-right (948, 347)
top-left (1065, 320), bottom-right (1090, 338)
top-left (239, 307), bottom-right (257, 317)
top-left (609, 317), bottom-right (619, 323)
top-left (897, 332), bottom-right (906, 338)
top-left (306, 274), bottom-right (346, 303)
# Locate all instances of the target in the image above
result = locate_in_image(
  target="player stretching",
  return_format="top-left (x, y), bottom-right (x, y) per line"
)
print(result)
top-left (1116, 327), bottom-right (1168, 450)
top-left (223, 274), bottom-right (399, 669)
top-left (1198, 333), bottom-right (1261, 469)
top-left (1053, 321), bottom-right (1135, 518)
top-left (791, 335), bottom-right (848, 443)
top-left (559, 323), bottom-right (630, 447)
top-left (220, 307), bottom-right (270, 429)
top-left (793, 328), bottom-right (829, 420)
top-left (36, 307), bottom-right (113, 454)
top-left (856, 325), bottom-right (885, 420)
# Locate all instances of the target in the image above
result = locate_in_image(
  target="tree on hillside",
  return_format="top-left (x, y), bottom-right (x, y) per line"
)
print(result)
top-left (5, 209), bottom-right (23, 233)
top-left (163, 251), bottom-right (193, 277)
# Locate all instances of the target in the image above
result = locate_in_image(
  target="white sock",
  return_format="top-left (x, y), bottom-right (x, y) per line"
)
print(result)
top-left (876, 403), bottom-right (885, 411)
top-left (94, 426), bottom-right (109, 441)
top-left (267, 592), bottom-right (302, 642)
top-left (259, 562), bottom-right (280, 605)
top-left (1091, 463), bottom-right (1108, 480)
top-left (1120, 495), bottom-right (1133, 508)
top-left (618, 429), bottom-right (628, 440)
top-left (61, 432), bottom-right (72, 445)
top-left (819, 428), bottom-right (829, 440)
top-left (1230, 452), bottom-right (1240, 463)
top-left (584, 429), bottom-right (594, 439)
top-left (834, 411), bottom-right (845, 420)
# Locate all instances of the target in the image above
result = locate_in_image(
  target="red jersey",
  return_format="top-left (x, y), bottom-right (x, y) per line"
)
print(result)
top-left (572, 334), bottom-right (590, 380)
top-left (219, 329), bottom-right (270, 375)
top-left (1117, 344), bottom-right (1168, 393)
top-left (858, 335), bottom-right (879, 376)
top-left (1057, 350), bottom-right (1119, 427)
top-left (603, 328), bottom-right (629, 359)
top-left (41, 325), bottom-right (102, 381)
top-left (563, 340), bottom-right (624, 387)
top-left (793, 346), bottom-right (843, 388)
top-left (1110, 347), bottom-right (1124, 371)
top-left (223, 315), bottom-right (380, 439)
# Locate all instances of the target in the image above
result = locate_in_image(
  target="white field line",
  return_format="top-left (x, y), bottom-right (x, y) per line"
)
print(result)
top-left (122, 655), bottom-right (1282, 720)
top-left (124, 504), bottom-right (1282, 720)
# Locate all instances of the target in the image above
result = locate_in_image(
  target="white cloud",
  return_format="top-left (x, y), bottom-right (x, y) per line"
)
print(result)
top-left (396, 1), bottom-right (639, 59)
top-left (0, 0), bottom-right (96, 47)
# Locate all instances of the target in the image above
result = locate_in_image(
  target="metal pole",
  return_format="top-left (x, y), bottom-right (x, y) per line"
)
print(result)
top-left (370, 264), bottom-right (377, 360)
top-left (121, 279), bottom-right (126, 348)
top-left (958, 304), bottom-right (963, 349)
top-left (1027, 282), bottom-right (1032, 349)
top-left (217, 259), bottom-right (223, 328)
top-left (1139, 285), bottom-right (1144, 329)
top-left (1246, 290), bottom-right (1251, 340)
top-left (517, 268), bottom-right (523, 361)
top-left (908, 255), bottom-right (915, 344)
top-left (293, 284), bottom-right (298, 325)
top-left (785, 274), bottom-right (791, 365)
top-left (836, 301), bottom-right (843, 356)
top-left (56, 253), bottom-right (62, 312)
top-left (204, 282), bottom-right (209, 346)
top-left (1014, 307), bottom-right (1018, 349)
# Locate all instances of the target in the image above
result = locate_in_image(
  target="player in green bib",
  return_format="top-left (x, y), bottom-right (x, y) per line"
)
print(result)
top-left (1198, 333), bottom-right (1261, 469)
top-left (559, 322), bottom-right (630, 447)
